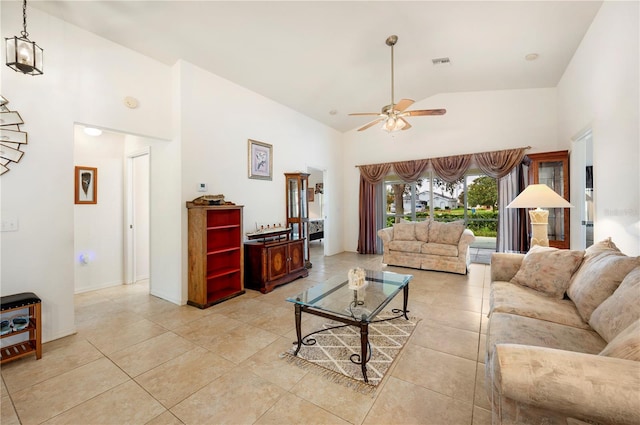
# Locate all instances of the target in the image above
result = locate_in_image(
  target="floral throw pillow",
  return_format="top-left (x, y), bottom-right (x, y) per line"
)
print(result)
top-left (429, 220), bottom-right (465, 245)
top-left (510, 246), bottom-right (585, 298)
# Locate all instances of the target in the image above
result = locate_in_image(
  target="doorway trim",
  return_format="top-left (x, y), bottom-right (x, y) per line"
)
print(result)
top-left (125, 147), bottom-right (151, 285)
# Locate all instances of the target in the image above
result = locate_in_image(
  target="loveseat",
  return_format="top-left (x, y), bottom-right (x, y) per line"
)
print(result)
top-left (377, 220), bottom-right (475, 274)
top-left (485, 239), bottom-right (640, 425)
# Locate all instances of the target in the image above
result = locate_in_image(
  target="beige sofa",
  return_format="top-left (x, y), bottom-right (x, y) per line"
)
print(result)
top-left (377, 220), bottom-right (475, 274)
top-left (485, 239), bottom-right (640, 425)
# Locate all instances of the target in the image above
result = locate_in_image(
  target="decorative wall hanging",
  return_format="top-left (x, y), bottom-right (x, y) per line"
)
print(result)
top-left (75, 166), bottom-right (98, 204)
top-left (248, 139), bottom-right (272, 180)
top-left (0, 95), bottom-right (28, 176)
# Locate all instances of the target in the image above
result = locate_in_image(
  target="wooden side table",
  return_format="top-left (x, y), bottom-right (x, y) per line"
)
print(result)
top-left (0, 292), bottom-right (42, 364)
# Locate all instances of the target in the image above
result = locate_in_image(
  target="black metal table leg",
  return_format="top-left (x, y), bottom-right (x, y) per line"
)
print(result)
top-left (360, 321), bottom-right (369, 383)
top-left (294, 303), bottom-right (303, 355)
top-left (402, 283), bottom-right (409, 320)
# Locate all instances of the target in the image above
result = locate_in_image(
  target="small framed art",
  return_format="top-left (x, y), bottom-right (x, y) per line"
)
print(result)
top-left (75, 166), bottom-right (97, 204)
top-left (248, 139), bottom-right (272, 180)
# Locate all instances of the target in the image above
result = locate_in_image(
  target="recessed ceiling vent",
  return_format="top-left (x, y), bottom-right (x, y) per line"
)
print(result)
top-left (432, 57), bottom-right (451, 66)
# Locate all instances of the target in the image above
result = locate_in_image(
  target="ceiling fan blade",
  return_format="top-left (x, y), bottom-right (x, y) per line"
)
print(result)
top-left (399, 118), bottom-right (412, 130)
top-left (406, 109), bottom-right (447, 117)
top-left (349, 112), bottom-right (383, 116)
top-left (394, 99), bottom-right (414, 112)
top-left (357, 118), bottom-right (385, 131)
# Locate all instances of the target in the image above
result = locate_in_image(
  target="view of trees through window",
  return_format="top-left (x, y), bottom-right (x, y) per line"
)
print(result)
top-left (384, 172), bottom-right (498, 238)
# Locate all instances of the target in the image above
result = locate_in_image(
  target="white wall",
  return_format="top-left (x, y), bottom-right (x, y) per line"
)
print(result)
top-left (558, 1), bottom-right (640, 255)
top-left (175, 61), bottom-right (344, 297)
top-left (341, 88), bottom-right (559, 251)
top-left (1, 3), bottom-right (173, 342)
top-left (74, 127), bottom-right (126, 293)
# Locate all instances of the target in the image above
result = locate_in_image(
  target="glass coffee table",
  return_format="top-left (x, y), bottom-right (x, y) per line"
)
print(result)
top-left (286, 269), bottom-right (413, 383)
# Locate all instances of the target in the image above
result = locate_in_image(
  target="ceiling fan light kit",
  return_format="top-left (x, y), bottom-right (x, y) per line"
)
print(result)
top-left (349, 35), bottom-right (445, 132)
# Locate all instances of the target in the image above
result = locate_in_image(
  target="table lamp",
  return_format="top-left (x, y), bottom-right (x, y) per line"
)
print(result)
top-left (506, 184), bottom-right (573, 247)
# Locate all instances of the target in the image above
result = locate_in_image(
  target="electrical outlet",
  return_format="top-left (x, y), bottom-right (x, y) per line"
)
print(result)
top-left (1, 218), bottom-right (18, 232)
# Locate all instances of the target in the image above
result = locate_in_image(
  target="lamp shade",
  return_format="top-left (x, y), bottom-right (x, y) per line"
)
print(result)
top-left (506, 184), bottom-right (573, 209)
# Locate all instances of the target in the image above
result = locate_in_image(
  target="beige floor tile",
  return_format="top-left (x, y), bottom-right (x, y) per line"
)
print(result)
top-left (1, 395), bottom-right (20, 425)
top-left (478, 333), bottom-right (487, 363)
top-left (145, 410), bottom-right (185, 425)
top-left (474, 362), bottom-right (491, 410)
top-left (392, 344), bottom-right (477, 402)
top-left (362, 376), bottom-right (473, 425)
top-left (473, 406), bottom-right (493, 425)
top-left (85, 318), bottom-right (169, 354)
top-left (136, 347), bottom-right (234, 408)
top-left (43, 380), bottom-right (165, 425)
top-left (146, 305), bottom-right (216, 330)
top-left (109, 332), bottom-right (197, 377)
top-left (438, 281), bottom-right (485, 298)
top-left (201, 323), bottom-right (280, 364)
top-left (422, 304), bottom-right (482, 332)
top-left (247, 304), bottom-right (297, 336)
top-left (291, 372), bottom-right (376, 424)
top-left (255, 392), bottom-right (351, 425)
top-left (170, 367), bottom-right (285, 425)
top-left (11, 357), bottom-right (129, 424)
top-left (172, 313), bottom-right (243, 345)
top-left (411, 319), bottom-right (480, 361)
top-left (1, 376), bottom-right (8, 397)
top-left (240, 337), bottom-right (308, 391)
top-left (1, 336), bottom-right (103, 393)
top-left (211, 297), bottom-right (279, 324)
top-left (432, 292), bottom-right (483, 313)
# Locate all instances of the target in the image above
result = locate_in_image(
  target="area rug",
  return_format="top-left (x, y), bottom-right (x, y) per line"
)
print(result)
top-left (282, 312), bottom-right (419, 393)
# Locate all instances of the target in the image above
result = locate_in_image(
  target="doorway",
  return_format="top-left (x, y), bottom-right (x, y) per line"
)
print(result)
top-left (125, 149), bottom-right (150, 285)
top-left (571, 129), bottom-right (594, 250)
top-left (307, 166), bottom-right (326, 257)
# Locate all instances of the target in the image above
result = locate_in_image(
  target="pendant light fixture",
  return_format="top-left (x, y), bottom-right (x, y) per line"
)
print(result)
top-left (5, 0), bottom-right (43, 75)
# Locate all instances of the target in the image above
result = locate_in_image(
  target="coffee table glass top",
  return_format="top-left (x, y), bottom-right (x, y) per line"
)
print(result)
top-left (286, 269), bottom-right (412, 322)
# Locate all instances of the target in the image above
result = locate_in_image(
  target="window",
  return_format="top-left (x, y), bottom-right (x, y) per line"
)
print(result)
top-left (383, 171), bottom-right (499, 245)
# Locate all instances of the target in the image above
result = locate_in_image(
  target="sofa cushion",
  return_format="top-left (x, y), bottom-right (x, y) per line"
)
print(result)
top-left (585, 237), bottom-right (621, 256)
top-left (510, 246), bottom-right (584, 299)
top-left (589, 266), bottom-right (640, 342)
top-left (599, 320), bottom-right (640, 361)
top-left (421, 242), bottom-right (459, 257)
top-left (388, 240), bottom-right (423, 253)
top-left (415, 220), bottom-right (430, 242)
top-left (490, 281), bottom-right (589, 330)
top-left (429, 220), bottom-right (465, 245)
top-left (392, 222), bottom-right (416, 241)
top-left (487, 313), bottom-right (606, 357)
top-left (568, 249), bottom-right (640, 322)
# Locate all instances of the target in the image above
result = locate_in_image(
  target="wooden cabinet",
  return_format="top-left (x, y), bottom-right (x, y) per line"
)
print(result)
top-left (528, 150), bottom-right (570, 249)
top-left (285, 172), bottom-right (312, 268)
top-left (244, 238), bottom-right (309, 294)
top-left (187, 203), bottom-right (245, 308)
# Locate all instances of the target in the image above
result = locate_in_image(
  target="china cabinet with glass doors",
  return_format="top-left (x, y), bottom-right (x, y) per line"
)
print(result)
top-left (285, 172), bottom-right (312, 268)
top-left (528, 151), bottom-right (570, 249)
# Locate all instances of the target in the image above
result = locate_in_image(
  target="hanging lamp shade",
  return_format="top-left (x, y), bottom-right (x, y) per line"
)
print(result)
top-left (5, 0), bottom-right (44, 76)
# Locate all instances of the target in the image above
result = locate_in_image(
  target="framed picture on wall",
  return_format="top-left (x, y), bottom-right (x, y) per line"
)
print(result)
top-left (308, 188), bottom-right (315, 202)
top-left (248, 139), bottom-right (272, 180)
top-left (75, 166), bottom-right (97, 204)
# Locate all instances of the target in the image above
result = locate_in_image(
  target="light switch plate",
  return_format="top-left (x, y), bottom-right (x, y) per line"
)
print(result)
top-left (1, 218), bottom-right (18, 232)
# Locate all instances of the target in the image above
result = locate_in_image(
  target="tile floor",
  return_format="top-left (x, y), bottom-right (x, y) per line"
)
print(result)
top-left (1, 245), bottom-right (493, 424)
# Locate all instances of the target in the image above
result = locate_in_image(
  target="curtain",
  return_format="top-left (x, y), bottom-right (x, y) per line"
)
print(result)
top-left (474, 148), bottom-right (528, 179)
top-left (497, 158), bottom-right (530, 252)
top-left (393, 159), bottom-right (430, 182)
top-left (357, 163), bottom-right (392, 254)
top-left (431, 154), bottom-right (472, 183)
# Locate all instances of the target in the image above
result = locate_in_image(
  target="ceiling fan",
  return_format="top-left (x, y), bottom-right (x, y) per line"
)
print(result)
top-left (350, 35), bottom-right (446, 132)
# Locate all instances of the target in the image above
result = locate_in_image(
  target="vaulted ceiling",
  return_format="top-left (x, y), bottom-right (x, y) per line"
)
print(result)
top-left (31, 1), bottom-right (603, 132)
